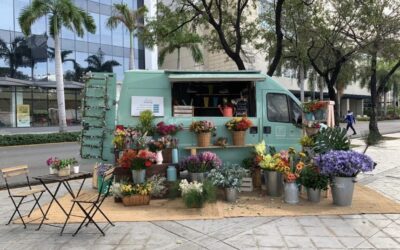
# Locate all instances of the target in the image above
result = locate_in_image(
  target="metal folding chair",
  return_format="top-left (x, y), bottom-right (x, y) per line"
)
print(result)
top-left (71, 168), bottom-right (115, 236)
top-left (1, 165), bottom-right (46, 228)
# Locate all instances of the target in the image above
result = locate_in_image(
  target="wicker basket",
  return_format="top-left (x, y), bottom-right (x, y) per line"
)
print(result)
top-left (232, 131), bottom-right (246, 146)
top-left (122, 195), bottom-right (151, 206)
top-left (197, 132), bottom-right (211, 147)
top-left (305, 127), bottom-right (319, 136)
top-left (58, 166), bottom-right (71, 177)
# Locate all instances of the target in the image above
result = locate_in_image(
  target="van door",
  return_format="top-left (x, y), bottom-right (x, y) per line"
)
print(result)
top-left (262, 91), bottom-right (302, 150)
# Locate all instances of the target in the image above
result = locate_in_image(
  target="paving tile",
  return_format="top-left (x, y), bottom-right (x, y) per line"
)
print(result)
top-left (304, 226), bottom-right (332, 237)
top-left (283, 236), bottom-right (315, 248)
top-left (320, 218), bottom-right (348, 227)
top-left (353, 240), bottom-right (375, 249)
top-left (273, 217), bottom-right (300, 226)
top-left (277, 225), bottom-right (305, 236)
top-left (297, 216), bottom-right (323, 227)
top-left (250, 223), bottom-right (282, 236)
top-left (225, 233), bottom-right (286, 248)
top-left (363, 214), bottom-right (389, 220)
top-left (382, 226), bottom-right (400, 237)
top-left (384, 214), bottom-right (400, 220)
top-left (337, 237), bottom-right (365, 248)
top-left (153, 221), bottom-right (205, 240)
top-left (310, 237), bottom-right (344, 248)
top-left (328, 226), bottom-right (360, 237)
top-left (340, 214), bottom-right (364, 219)
top-left (368, 237), bottom-right (400, 249)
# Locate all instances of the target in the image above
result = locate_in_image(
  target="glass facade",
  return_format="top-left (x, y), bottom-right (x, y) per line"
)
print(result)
top-left (0, 0), bottom-right (147, 128)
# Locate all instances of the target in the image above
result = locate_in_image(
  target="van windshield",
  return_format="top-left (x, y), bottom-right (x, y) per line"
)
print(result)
top-left (171, 82), bottom-right (256, 117)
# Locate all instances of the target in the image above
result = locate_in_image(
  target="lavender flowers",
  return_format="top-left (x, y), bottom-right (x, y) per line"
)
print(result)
top-left (314, 150), bottom-right (374, 177)
top-left (180, 151), bottom-right (222, 173)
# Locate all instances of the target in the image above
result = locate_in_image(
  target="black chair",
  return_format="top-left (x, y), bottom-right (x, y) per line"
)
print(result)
top-left (70, 168), bottom-right (115, 236)
top-left (1, 165), bottom-right (46, 228)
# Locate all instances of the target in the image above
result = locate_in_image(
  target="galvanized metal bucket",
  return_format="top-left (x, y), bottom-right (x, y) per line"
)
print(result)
top-left (225, 188), bottom-right (238, 202)
top-left (131, 169), bottom-right (146, 184)
top-left (189, 172), bottom-right (207, 182)
top-left (331, 176), bottom-right (355, 206)
top-left (264, 170), bottom-right (283, 197)
top-left (284, 182), bottom-right (299, 204)
top-left (307, 188), bottom-right (321, 203)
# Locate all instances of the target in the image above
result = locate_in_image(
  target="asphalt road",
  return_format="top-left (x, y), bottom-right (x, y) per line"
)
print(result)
top-left (0, 120), bottom-right (399, 187)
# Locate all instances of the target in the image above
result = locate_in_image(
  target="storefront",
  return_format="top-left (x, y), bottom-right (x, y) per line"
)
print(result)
top-left (0, 77), bottom-right (83, 128)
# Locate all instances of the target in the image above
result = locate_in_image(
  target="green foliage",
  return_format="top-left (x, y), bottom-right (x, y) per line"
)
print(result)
top-left (167, 181), bottom-right (181, 199)
top-left (300, 135), bottom-right (315, 147)
top-left (137, 110), bottom-right (155, 136)
top-left (299, 165), bottom-right (329, 190)
top-left (313, 127), bottom-right (350, 154)
top-left (85, 49), bottom-right (120, 73)
top-left (202, 180), bottom-right (217, 203)
top-left (0, 132), bottom-right (80, 146)
top-left (182, 189), bottom-right (205, 208)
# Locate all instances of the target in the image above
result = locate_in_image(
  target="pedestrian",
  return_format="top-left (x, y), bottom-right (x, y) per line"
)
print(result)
top-left (345, 110), bottom-right (356, 135)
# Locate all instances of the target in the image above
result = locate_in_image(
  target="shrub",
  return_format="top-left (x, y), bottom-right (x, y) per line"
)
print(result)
top-left (0, 132), bottom-right (80, 146)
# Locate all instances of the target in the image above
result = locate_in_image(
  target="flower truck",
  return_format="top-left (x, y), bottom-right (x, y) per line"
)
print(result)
top-left (80, 70), bottom-right (303, 164)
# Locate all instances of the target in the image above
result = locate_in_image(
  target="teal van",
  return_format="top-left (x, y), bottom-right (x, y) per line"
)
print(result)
top-left (80, 70), bottom-right (303, 164)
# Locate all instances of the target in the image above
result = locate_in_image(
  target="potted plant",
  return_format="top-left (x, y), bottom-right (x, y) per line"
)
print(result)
top-left (119, 149), bottom-right (156, 184)
top-left (304, 121), bottom-right (321, 136)
top-left (208, 164), bottom-right (248, 202)
top-left (156, 122), bottom-right (183, 163)
top-left (120, 182), bottom-right (153, 206)
top-left (282, 148), bottom-right (305, 204)
top-left (225, 117), bottom-right (253, 145)
top-left (242, 157), bottom-right (261, 190)
top-left (180, 151), bottom-right (222, 182)
top-left (311, 101), bottom-right (326, 120)
top-left (136, 110), bottom-right (155, 136)
top-left (299, 165), bottom-right (329, 203)
top-left (46, 157), bottom-right (59, 175)
top-left (179, 180), bottom-right (204, 208)
top-left (299, 135), bottom-right (315, 156)
top-left (148, 139), bottom-right (166, 165)
top-left (189, 120), bottom-right (216, 147)
top-left (113, 127), bottom-right (127, 162)
top-left (314, 150), bottom-right (375, 206)
top-left (302, 101), bottom-right (316, 121)
top-left (254, 141), bottom-right (284, 197)
top-left (155, 122), bottom-right (183, 137)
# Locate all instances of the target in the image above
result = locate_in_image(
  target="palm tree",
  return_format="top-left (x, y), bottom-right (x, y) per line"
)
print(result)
top-left (0, 37), bottom-right (29, 78)
top-left (158, 31), bottom-right (203, 69)
top-left (19, 0), bottom-right (96, 132)
top-left (107, 3), bottom-right (147, 70)
top-left (85, 49), bottom-right (120, 73)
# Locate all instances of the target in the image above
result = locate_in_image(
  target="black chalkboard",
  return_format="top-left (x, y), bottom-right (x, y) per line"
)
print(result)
top-left (236, 99), bottom-right (248, 116)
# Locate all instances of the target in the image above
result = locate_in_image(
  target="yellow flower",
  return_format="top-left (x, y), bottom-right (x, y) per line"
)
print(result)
top-left (254, 140), bottom-right (266, 156)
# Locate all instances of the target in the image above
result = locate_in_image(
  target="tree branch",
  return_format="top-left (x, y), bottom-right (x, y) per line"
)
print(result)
top-left (267, 0), bottom-right (285, 76)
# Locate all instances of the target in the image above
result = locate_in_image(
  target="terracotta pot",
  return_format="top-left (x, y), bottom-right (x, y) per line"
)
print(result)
top-left (232, 131), bottom-right (246, 146)
top-left (197, 132), bottom-right (211, 147)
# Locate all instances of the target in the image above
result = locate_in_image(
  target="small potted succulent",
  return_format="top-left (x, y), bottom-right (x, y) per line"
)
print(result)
top-left (189, 120), bottom-right (216, 147)
top-left (314, 150), bottom-right (375, 206)
top-left (225, 117), bottom-right (253, 145)
top-left (208, 164), bottom-right (248, 202)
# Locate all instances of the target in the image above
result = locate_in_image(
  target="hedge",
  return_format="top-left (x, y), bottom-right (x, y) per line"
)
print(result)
top-left (0, 132), bottom-right (80, 146)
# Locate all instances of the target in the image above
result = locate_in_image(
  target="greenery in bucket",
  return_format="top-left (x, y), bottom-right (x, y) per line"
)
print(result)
top-left (178, 179), bottom-right (216, 208)
top-left (136, 110), bottom-right (155, 136)
top-left (299, 165), bottom-right (329, 190)
top-left (208, 164), bottom-right (248, 189)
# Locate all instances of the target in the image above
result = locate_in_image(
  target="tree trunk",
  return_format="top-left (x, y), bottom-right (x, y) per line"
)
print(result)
top-left (369, 49), bottom-right (381, 137)
top-left (318, 76), bottom-right (324, 100)
top-left (267, 0), bottom-right (285, 76)
top-left (177, 47), bottom-right (181, 70)
top-left (336, 92), bottom-right (341, 119)
top-left (327, 83), bottom-right (339, 125)
top-left (129, 31), bottom-right (134, 70)
top-left (298, 63), bottom-right (305, 102)
top-left (54, 32), bottom-right (67, 132)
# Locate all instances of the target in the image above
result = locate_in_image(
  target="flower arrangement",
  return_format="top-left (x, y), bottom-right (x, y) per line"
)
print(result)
top-left (112, 128), bottom-right (126, 150)
top-left (302, 101), bottom-right (325, 113)
top-left (156, 122), bottom-right (183, 136)
top-left (189, 120), bottom-right (216, 134)
top-left (225, 117), bottom-right (253, 131)
top-left (118, 149), bottom-right (156, 170)
top-left (314, 150), bottom-right (375, 177)
top-left (120, 182), bottom-right (153, 196)
top-left (300, 135), bottom-right (315, 147)
top-left (46, 157), bottom-right (77, 170)
top-left (179, 179), bottom-right (204, 208)
top-left (148, 139), bottom-right (166, 152)
top-left (299, 165), bottom-right (329, 190)
top-left (180, 151), bottom-right (222, 173)
top-left (97, 162), bottom-right (113, 176)
top-left (136, 110), bottom-right (155, 136)
top-left (253, 141), bottom-right (285, 172)
top-left (208, 164), bottom-right (248, 189)
top-left (282, 148), bottom-right (306, 183)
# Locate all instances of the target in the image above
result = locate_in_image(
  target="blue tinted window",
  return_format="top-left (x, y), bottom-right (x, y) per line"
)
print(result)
top-left (123, 27), bottom-right (131, 48)
top-left (100, 15), bottom-right (112, 45)
top-left (112, 23), bottom-right (124, 47)
top-left (76, 51), bottom-right (88, 69)
top-left (88, 13), bottom-right (100, 43)
top-left (15, 0), bottom-right (30, 32)
top-left (0, 0), bottom-right (14, 30)
top-left (114, 56), bottom-right (124, 81)
top-left (32, 16), bottom-right (47, 35)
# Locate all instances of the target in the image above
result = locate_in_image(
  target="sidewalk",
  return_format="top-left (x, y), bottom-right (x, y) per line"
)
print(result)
top-left (0, 126), bottom-right (81, 135)
top-left (0, 134), bottom-right (399, 249)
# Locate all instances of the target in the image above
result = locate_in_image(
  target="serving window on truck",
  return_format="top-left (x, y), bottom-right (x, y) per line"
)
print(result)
top-left (171, 82), bottom-right (256, 117)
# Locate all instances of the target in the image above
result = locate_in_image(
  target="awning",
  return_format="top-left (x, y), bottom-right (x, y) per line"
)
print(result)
top-left (168, 73), bottom-right (266, 82)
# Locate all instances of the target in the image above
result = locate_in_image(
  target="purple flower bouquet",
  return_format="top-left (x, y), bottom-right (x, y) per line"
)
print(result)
top-left (180, 151), bottom-right (222, 173)
top-left (314, 150), bottom-right (375, 177)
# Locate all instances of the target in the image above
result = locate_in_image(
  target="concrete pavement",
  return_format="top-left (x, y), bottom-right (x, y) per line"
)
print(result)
top-left (0, 134), bottom-right (399, 249)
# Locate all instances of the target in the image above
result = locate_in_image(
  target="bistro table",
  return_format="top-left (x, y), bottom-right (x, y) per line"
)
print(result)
top-left (33, 172), bottom-right (92, 235)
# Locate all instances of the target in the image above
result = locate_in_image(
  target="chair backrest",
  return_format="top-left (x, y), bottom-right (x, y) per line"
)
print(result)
top-left (1, 165), bottom-right (30, 194)
top-left (97, 167), bottom-right (115, 201)
top-left (1, 165), bottom-right (29, 180)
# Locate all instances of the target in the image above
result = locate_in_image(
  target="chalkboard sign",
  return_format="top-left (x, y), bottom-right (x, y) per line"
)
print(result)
top-left (235, 99), bottom-right (248, 116)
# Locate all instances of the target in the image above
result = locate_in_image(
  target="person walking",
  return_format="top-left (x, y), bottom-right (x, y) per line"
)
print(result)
top-left (345, 110), bottom-right (357, 135)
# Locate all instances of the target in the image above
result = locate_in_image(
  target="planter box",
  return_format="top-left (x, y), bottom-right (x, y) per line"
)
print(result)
top-left (122, 195), bottom-right (151, 206)
top-left (240, 177), bottom-right (253, 192)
